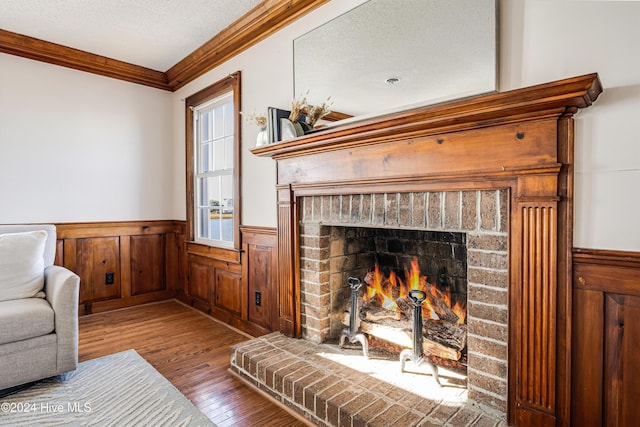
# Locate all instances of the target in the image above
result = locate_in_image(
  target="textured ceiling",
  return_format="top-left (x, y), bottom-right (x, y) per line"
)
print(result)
top-left (0, 0), bottom-right (263, 71)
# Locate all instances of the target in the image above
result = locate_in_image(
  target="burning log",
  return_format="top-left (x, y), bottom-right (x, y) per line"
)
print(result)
top-left (424, 319), bottom-right (467, 351)
top-left (424, 285), bottom-right (460, 324)
top-left (342, 312), bottom-right (465, 361)
top-left (395, 297), bottom-right (413, 318)
top-left (423, 341), bottom-right (461, 361)
top-left (362, 303), bottom-right (402, 322)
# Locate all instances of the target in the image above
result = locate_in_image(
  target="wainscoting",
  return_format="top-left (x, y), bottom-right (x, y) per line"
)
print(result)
top-left (572, 248), bottom-right (640, 426)
top-left (55, 220), bottom-right (184, 315)
top-left (50, 220), bottom-right (279, 337)
top-left (174, 225), bottom-right (278, 336)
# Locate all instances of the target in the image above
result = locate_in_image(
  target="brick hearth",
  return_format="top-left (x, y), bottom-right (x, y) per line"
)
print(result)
top-left (231, 333), bottom-right (507, 426)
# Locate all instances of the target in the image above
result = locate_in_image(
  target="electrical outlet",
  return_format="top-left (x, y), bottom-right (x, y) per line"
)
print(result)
top-left (255, 291), bottom-right (261, 306)
top-left (105, 272), bottom-right (115, 285)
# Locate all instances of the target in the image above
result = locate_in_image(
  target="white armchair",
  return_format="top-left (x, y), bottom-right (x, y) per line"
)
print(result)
top-left (0, 224), bottom-right (80, 390)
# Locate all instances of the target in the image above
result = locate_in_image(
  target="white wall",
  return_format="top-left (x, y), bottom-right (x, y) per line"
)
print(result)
top-left (0, 54), bottom-right (174, 223)
top-left (172, 0), bottom-right (640, 250)
top-left (501, 0), bottom-right (640, 250)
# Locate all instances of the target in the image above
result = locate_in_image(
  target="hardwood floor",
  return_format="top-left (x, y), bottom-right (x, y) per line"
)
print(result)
top-left (78, 300), bottom-right (309, 427)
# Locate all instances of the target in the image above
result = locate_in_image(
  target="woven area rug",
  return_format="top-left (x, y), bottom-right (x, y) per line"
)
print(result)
top-left (0, 349), bottom-right (215, 426)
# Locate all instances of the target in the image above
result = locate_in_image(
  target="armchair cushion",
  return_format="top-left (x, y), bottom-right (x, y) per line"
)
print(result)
top-left (0, 298), bottom-right (54, 345)
top-left (0, 230), bottom-right (47, 302)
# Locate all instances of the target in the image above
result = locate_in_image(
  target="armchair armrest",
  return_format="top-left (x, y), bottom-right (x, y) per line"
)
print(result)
top-left (45, 265), bottom-right (80, 373)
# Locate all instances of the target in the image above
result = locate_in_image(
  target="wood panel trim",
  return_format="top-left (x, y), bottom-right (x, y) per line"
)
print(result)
top-left (574, 248), bottom-right (640, 296)
top-left (240, 225), bottom-right (277, 237)
top-left (166, 0), bottom-right (331, 90)
top-left (573, 247), bottom-right (640, 268)
top-left (55, 220), bottom-right (182, 238)
top-left (186, 242), bottom-right (241, 264)
top-left (515, 202), bottom-right (558, 418)
top-left (0, 29), bottom-right (170, 90)
top-left (276, 186), bottom-right (297, 337)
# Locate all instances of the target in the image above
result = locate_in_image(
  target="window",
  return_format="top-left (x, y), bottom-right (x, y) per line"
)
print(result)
top-left (186, 72), bottom-right (241, 249)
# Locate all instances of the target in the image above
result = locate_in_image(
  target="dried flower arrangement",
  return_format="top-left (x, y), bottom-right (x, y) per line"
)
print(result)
top-left (305, 96), bottom-right (333, 127)
top-left (288, 92), bottom-right (308, 123)
top-left (241, 111), bottom-right (267, 128)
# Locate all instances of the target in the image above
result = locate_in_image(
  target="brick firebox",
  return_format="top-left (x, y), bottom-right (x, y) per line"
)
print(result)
top-left (298, 190), bottom-right (509, 414)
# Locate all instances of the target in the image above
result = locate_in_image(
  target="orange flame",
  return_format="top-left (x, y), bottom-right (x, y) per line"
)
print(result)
top-left (452, 301), bottom-right (466, 324)
top-left (366, 265), bottom-right (398, 311)
top-left (364, 257), bottom-right (467, 323)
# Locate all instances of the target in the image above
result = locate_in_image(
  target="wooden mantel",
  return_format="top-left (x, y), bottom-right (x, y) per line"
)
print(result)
top-left (252, 74), bottom-right (602, 426)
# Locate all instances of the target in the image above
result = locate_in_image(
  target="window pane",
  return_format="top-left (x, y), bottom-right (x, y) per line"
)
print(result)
top-left (224, 136), bottom-right (234, 170)
top-left (200, 142), bottom-right (212, 173)
top-left (200, 110), bottom-right (211, 142)
top-left (224, 102), bottom-right (234, 136)
top-left (213, 139), bottom-right (224, 171)
top-left (196, 175), bottom-right (233, 243)
top-left (219, 174), bottom-right (233, 242)
top-left (198, 207), bottom-right (210, 240)
top-left (213, 106), bottom-right (224, 139)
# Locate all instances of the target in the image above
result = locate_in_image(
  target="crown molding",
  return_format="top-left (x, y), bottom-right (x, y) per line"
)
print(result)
top-left (0, 0), bottom-right (330, 92)
top-left (0, 29), bottom-right (170, 90)
top-left (166, 0), bottom-right (330, 90)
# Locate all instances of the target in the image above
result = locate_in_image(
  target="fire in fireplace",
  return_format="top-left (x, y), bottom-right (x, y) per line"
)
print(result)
top-left (344, 257), bottom-right (468, 372)
top-left (298, 189), bottom-right (510, 413)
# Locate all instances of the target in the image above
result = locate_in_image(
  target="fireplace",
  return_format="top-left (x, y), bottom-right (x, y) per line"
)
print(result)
top-left (252, 74), bottom-right (602, 425)
top-left (299, 190), bottom-right (508, 413)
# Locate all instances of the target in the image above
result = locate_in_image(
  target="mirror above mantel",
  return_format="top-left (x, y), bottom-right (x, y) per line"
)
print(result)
top-left (293, 0), bottom-right (498, 126)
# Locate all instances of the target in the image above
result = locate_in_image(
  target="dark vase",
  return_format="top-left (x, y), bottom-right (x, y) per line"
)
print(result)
top-left (298, 121), bottom-right (314, 134)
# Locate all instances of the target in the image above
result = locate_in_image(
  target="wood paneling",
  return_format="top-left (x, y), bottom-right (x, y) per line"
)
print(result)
top-left (76, 236), bottom-right (121, 303)
top-left (604, 294), bottom-right (640, 427)
top-left (54, 220), bottom-right (184, 314)
top-left (245, 244), bottom-right (273, 328)
top-left (242, 226), bottom-right (278, 331)
top-left (214, 269), bottom-right (242, 317)
top-left (130, 234), bottom-right (166, 295)
top-left (253, 74), bottom-right (603, 425)
top-left (78, 300), bottom-right (307, 426)
top-left (187, 255), bottom-right (213, 304)
top-left (571, 288), bottom-right (604, 426)
top-left (180, 227), bottom-right (279, 337)
top-left (572, 248), bottom-right (640, 426)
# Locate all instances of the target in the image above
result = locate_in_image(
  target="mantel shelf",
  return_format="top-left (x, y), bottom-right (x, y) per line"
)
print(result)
top-left (251, 73), bottom-right (602, 159)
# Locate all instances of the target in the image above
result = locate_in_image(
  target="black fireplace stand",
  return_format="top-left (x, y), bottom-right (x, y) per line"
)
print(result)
top-left (339, 277), bottom-right (369, 358)
top-left (400, 289), bottom-right (441, 385)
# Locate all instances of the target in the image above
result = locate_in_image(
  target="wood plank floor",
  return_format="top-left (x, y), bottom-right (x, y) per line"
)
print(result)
top-left (78, 300), bottom-right (309, 427)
